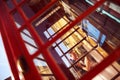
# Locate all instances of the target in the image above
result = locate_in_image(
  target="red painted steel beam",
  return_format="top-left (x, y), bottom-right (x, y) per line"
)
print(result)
top-left (0, 1), bottom-right (41, 80)
top-left (80, 46), bottom-right (120, 80)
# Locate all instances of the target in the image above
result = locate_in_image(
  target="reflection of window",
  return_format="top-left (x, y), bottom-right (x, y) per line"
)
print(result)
top-left (34, 54), bottom-right (55, 80)
top-left (78, 45), bottom-right (87, 54)
top-left (85, 0), bottom-right (120, 23)
top-left (52, 17), bottom-right (69, 32)
top-left (54, 47), bottom-right (63, 56)
top-left (62, 56), bottom-right (71, 67)
top-left (58, 42), bottom-right (68, 53)
top-left (12, 11), bottom-right (24, 28)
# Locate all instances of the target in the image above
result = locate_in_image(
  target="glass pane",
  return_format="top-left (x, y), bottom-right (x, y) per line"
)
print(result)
top-left (44, 31), bottom-right (50, 39)
top-left (54, 47), bottom-right (63, 56)
top-left (82, 40), bottom-right (93, 52)
top-left (96, 46), bottom-right (108, 57)
top-left (58, 42), bottom-right (69, 53)
top-left (69, 68), bottom-right (81, 79)
top-left (34, 54), bottom-right (56, 80)
top-left (56, 39), bottom-right (62, 44)
top-left (21, 31), bottom-right (37, 47)
top-left (63, 35), bottom-right (78, 49)
top-left (86, 36), bottom-right (98, 47)
top-left (93, 65), bottom-right (119, 80)
top-left (12, 11), bottom-right (24, 28)
top-left (47, 28), bottom-right (55, 36)
top-left (77, 28), bottom-right (87, 38)
top-left (34, 60), bottom-right (52, 74)
top-left (89, 50), bottom-right (104, 63)
top-left (21, 3), bottom-right (35, 18)
top-left (20, 29), bottom-right (38, 55)
top-left (42, 76), bottom-right (56, 80)
top-left (68, 49), bottom-right (96, 75)
top-left (62, 56), bottom-right (71, 67)
top-left (25, 43), bottom-right (38, 54)
top-left (61, 28), bottom-right (75, 40)
top-left (51, 17), bottom-right (69, 33)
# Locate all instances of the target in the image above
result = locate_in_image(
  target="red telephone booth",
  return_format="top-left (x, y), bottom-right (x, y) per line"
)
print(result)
top-left (0, 0), bottom-right (120, 80)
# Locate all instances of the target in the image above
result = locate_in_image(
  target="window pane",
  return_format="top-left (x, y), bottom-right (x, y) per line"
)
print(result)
top-left (62, 56), bottom-right (71, 67)
top-left (54, 47), bottom-right (63, 56)
top-left (12, 11), bottom-right (24, 28)
top-left (58, 42), bottom-right (68, 53)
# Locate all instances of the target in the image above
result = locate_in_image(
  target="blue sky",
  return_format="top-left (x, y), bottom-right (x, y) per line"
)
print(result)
top-left (0, 34), bottom-right (11, 80)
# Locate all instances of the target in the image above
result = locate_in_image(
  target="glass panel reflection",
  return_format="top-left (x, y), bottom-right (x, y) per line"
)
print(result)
top-left (12, 11), bottom-right (24, 28)
top-left (20, 29), bottom-right (38, 55)
top-left (93, 61), bottom-right (120, 80)
top-left (34, 54), bottom-right (56, 80)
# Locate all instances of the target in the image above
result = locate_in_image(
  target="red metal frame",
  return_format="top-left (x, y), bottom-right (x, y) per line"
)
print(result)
top-left (0, 0), bottom-right (41, 80)
top-left (0, 0), bottom-right (120, 80)
top-left (12, 0), bottom-right (67, 79)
